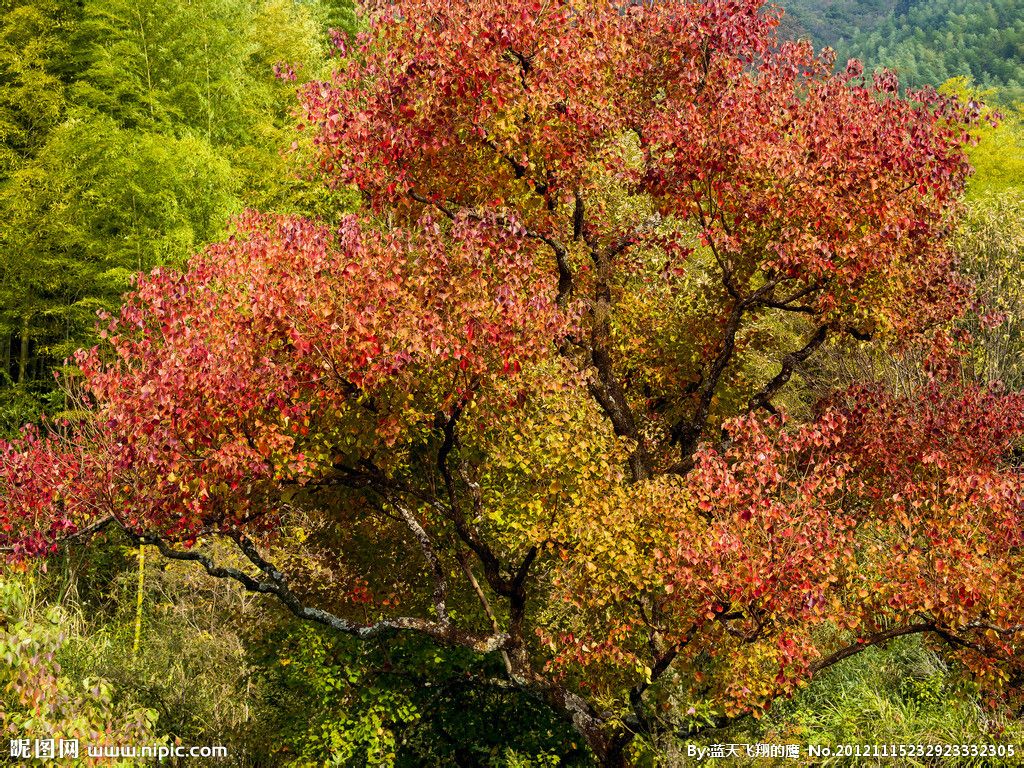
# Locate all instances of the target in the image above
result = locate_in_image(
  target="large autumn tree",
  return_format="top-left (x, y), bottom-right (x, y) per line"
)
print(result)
top-left (3, 0), bottom-right (1023, 763)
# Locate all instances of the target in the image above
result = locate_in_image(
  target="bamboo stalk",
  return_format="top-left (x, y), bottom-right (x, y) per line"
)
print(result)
top-left (17, 315), bottom-right (29, 384)
top-left (133, 544), bottom-right (146, 657)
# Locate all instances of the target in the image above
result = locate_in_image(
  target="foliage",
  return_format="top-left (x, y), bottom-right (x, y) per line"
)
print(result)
top-left (1, 0), bottom-right (1023, 766)
top-left (261, 622), bottom-right (587, 766)
top-left (5, 537), bottom-right (589, 767)
top-left (0, 0), bottom-right (351, 435)
top-left (953, 192), bottom-right (1024, 389)
top-left (936, 79), bottom-right (1024, 392)
top-left (675, 636), bottom-right (1024, 766)
top-left (938, 77), bottom-right (1024, 200)
top-left (0, 574), bottom-right (162, 765)
top-left (0, 0), bottom-right (79, 174)
top-left (766, 638), bottom-right (1024, 752)
top-left (51, 541), bottom-right (270, 763)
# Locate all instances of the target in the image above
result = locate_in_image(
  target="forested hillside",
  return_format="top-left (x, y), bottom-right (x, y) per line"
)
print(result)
top-left (782, 0), bottom-right (1024, 101)
top-left (841, 0), bottom-right (1024, 97)
top-left (779, 0), bottom-right (896, 48)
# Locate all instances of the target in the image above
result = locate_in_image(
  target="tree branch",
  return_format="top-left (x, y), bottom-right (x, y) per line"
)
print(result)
top-left (119, 526), bottom-right (505, 653)
top-left (810, 622), bottom-right (935, 673)
top-left (376, 494), bottom-right (450, 624)
top-left (747, 324), bottom-right (830, 414)
top-left (436, 404), bottom-right (515, 597)
top-left (587, 239), bottom-right (652, 480)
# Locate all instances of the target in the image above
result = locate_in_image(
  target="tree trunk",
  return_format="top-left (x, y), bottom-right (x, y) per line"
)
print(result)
top-left (598, 734), bottom-right (633, 768)
top-left (17, 315), bottom-right (29, 384)
top-left (540, 683), bottom-right (635, 767)
top-left (1, 331), bottom-right (10, 382)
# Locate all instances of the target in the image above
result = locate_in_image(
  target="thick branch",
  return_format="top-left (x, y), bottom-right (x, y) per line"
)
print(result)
top-left (457, 549), bottom-right (515, 677)
top-left (810, 622), bottom-right (935, 673)
top-left (747, 324), bottom-right (829, 414)
top-left (671, 277), bottom-right (785, 458)
top-left (670, 300), bottom-right (745, 456)
top-left (380, 495), bottom-right (450, 624)
top-left (436, 404), bottom-right (516, 597)
top-left (588, 241), bottom-right (652, 480)
top-left (121, 526), bottom-right (505, 653)
top-left (759, 300), bottom-right (817, 315)
top-left (573, 190), bottom-right (584, 241)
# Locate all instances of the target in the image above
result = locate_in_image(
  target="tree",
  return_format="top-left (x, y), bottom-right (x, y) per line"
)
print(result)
top-left (0, 0), bottom-right (81, 409)
top-left (940, 77), bottom-right (1024, 200)
top-left (0, 0), bottom-right (79, 176)
top-left (0, 0), bottom-right (344, 433)
top-left (3, 1), bottom-right (1023, 764)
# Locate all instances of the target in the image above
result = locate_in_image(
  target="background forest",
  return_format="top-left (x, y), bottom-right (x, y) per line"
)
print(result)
top-left (1, 0), bottom-right (1023, 765)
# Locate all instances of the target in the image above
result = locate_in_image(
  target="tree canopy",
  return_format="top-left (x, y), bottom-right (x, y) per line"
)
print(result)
top-left (2, 0), bottom-right (1023, 765)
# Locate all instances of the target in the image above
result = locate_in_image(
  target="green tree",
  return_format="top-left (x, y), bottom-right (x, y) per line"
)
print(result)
top-left (940, 79), bottom-right (1024, 199)
top-left (0, 0), bottom-right (350, 433)
top-left (0, 0), bottom-right (79, 174)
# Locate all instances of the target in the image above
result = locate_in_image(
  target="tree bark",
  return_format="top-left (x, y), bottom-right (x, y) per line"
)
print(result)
top-left (1, 331), bottom-right (10, 382)
top-left (597, 739), bottom-right (630, 768)
top-left (536, 684), bottom-right (634, 767)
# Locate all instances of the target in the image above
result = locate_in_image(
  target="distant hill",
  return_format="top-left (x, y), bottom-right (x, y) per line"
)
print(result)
top-left (777, 0), bottom-right (897, 49)
top-left (778, 0), bottom-right (1024, 102)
